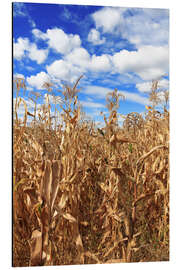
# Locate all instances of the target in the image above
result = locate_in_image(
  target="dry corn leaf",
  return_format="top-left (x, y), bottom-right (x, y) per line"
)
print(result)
top-left (76, 234), bottom-right (83, 250)
top-left (80, 221), bottom-right (89, 226)
top-left (50, 160), bottom-right (62, 213)
top-left (103, 241), bottom-right (119, 258)
top-left (29, 230), bottom-right (42, 266)
top-left (58, 193), bottom-right (68, 210)
top-left (133, 193), bottom-right (155, 207)
top-left (112, 212), bottom-right (125, 223)
top-left (136, 144), bottom-right (168, 166)
top-left (41, 160), bottom-right (52, 207)
top-left (155, 160), bottom-right (165, 174)
top-left (13, 178), bottom-right (28, 192)
top-left (152, 156), bottom-right (161, 172)
top-left (145, 105), bottom-right (152, 111)
top-left (23, 187), bottom-right (41, 209)
top-left (98, 182), bottom-right (108, 193)
top-left (70, 114), bottom-right (78, 125)
top-left (155, 180), bottom-right (167, 195)
top-left (62, 213), bottom-right (77, 223)
top-left (84, 252), bottom-right (100, 263)
top-left (158, 133), bottom-right (164, 144)
top-left (20, 98), bottom-right (28, 126)
top-left (27, 111), bottom-right (35, 117)
top-left (99, 231), bottom-right (111, 247)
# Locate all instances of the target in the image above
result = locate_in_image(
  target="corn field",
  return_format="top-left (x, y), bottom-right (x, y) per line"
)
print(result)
top-left (13, 77), bottom-right (169, 266)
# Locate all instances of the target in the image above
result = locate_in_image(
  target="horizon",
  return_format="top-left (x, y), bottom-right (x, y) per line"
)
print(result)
top-left (13, 2), bottom-right (169, 127)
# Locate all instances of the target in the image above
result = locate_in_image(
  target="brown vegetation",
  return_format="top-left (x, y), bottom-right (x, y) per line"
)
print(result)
top-left (13, 77), bottom-right (169, 266)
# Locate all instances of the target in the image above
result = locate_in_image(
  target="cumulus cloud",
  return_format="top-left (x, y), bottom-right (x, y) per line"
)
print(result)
top-left (46, 28), bottom-right (81, 54)
top-left (65, 48), bottom-right (90, 69)
top-left (92, 7), bottom-right (126, 33)
top-left (92, 7), bottom-right (169, 47)
top-left (87, 29), bottom-right (105, 45)
top-left (26, 72), bottom-right (51, 90)
top-left (46, 60), bottom-right (72, 81)
top-left (44, 44), bottom-right (168, 84)
top-left (64, 48), bottom-right (112, 74)
top-left (28, 44), bottom-right (48, 64)
top-left (32, 28), bottom-right (47, 40)
top-left (46, 59), bottom-right (83, 83)
top-left (32, 27), bottom-right (81, 55)
top-left (90, 54), bottom-right (112, 73)
top-left (13, 37), bottom-right (48, 64)
top-left (30, 22), bottom-right (168, 83)
top-left (112, 45), bottom-right (169, 80)
top-left (28, 19), bottom-right (169, 85)
top-left (13, 37), bottom-right (30, 60)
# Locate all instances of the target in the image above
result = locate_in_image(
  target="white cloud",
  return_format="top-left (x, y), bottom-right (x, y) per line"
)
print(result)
top-left (87, 29), bottom-right (105, 45)
top-left (119, 90), bottom-right (150, 105)
top-left (112, 45), bottom-right (169, 80)
top-left (13, 2), bottom-right (26, 17)
top-left (84, 85), bottom-right (110, 99)
top-left (13, 37), bottom-right (48, 64)
top-left (46, 59), bottom-right (72, 81)
top-left (136, 78), bottom-right (169, 93)
top-left (92, 7), bottom-right (126, 33)
top-left (80, 100), bottom-right (105, 109)
top-left (13, 73), bottom-right (25, 80)
top-left (47, 28), bottom-right (81, 54)
top-left (26, 66), bottom-right (35, 72)
top-left (136, 81), bottom-right (152, 93)
top-left (30, 22), bottom-right (168, 83)
top-left (157, 78), bottom-right (169, 90)
top-left (13, 2), bottom-right (36, 28)
top-left (33, 28), bottom-right (81, 55)
top-left (90, 54), bottom-right (112, 73)
top-left (29, 23), bottom-right (168, 84)
top-left (28, 18), bottom-right (36, 29)
top-left (32, 29), bottom-right (47, 40)
top-left (64, 48), bottom-right (112, 74)
top-left (13, 37), bottom-right (29, 60)
top-left (28, 43), bottom-right (48, 64)
top-left (46, 59), bottom-right (82, 83)
top-left (65, 48), bottom-right (90, 69)
top-left (123, 9), bottom-right (169, 48)
top-left (92, 7), bottom-right (169, 47)
top-left (26, 72), bottom-right (51, 90)
top-left (84, 85), bottom-right (150, 106)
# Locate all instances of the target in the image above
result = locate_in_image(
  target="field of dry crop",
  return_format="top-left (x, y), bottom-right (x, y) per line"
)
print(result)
top-left (13, 77), bottom-right (169, 266)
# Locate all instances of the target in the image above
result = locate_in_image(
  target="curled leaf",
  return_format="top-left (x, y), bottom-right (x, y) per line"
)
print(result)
top-left (62, 213), bottom-right (77, 223)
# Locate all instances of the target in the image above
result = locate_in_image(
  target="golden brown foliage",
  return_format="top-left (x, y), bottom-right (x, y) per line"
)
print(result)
top-left (13, 77), bottom-right (169, 266)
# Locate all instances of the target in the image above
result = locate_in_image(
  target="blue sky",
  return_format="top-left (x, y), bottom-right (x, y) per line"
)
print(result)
top-left (13, 2), bottom-right (169, 126)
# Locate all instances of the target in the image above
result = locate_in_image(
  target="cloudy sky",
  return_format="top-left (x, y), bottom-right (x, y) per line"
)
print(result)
top-left (13, 2), bottom-right (169, 126)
